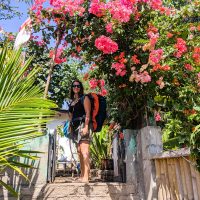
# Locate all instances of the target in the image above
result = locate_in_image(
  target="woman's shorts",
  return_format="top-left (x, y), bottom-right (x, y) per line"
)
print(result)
top-left (71, 122), bottom-right (92, 144)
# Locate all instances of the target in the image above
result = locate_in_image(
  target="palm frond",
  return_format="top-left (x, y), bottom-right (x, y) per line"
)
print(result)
top-left (0, 46), bottom-right (57, 195)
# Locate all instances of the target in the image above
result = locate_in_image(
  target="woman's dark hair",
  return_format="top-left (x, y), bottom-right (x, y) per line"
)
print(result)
top-left (70, 79), bottom-right (84, 99)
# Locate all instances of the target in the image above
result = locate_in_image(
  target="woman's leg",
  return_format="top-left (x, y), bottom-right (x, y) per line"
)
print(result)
top-left (80, 141), bottom-right (90, 182)
top-left (77, 145), bottom-right (84, 178)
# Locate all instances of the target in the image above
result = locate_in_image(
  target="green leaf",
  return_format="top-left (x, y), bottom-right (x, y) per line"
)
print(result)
top-left (0, 180), bottom-right (18, 197)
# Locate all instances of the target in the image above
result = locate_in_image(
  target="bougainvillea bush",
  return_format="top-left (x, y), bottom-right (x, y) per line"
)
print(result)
top-left (27, 0), bottom-right (199, 166)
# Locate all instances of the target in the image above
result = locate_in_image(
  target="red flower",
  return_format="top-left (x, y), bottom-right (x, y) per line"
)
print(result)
top-left (131, 55), bottom-right (140, 64)
top-left (192, 47), bottom-right (200, 65)
top-left (167, 32), bottom-right (173, 38)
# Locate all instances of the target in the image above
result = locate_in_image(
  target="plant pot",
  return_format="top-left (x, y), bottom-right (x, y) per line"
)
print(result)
top-left (100, 158), bottom-right (114, 170)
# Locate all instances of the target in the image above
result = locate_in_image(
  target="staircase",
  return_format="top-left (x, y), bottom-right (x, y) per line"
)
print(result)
top-left (11, 176), bottom-right (140, 200)
top-left (20, 182), bottom-right (139, 200)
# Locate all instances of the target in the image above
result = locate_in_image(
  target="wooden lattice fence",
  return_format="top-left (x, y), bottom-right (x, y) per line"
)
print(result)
top-left (152, 149), bottom-right (200, 200)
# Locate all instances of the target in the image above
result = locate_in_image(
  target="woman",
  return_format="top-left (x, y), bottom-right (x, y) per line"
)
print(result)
top-left (68, 79), bottom-right (91, 183)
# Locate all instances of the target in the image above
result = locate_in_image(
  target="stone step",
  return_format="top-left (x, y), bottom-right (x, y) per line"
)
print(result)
top-left (19, 182), bottom-right (139, 200)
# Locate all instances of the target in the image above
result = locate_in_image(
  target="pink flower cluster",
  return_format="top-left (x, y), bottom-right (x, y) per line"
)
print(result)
top-left (89, 78), bottom-right (107, 96)
top-left (32, 0), bottom-right (85, 20)
top-left (107, 1), bottom-right (134, 23)
top-left (88, 0), bottom-right (171, 23)
top-left (149, 0), bottom-right (162, 10)
top-left (174, 38), bottom-right (187, 58)
top-left (50, 0), bottom-right (85, 17)
top-left (49, 47), bottom-right (66, 64)
top-left (143, 25), bottom-right (159, 51)
top-left (149, 49), bottom-right (163, 65)
top-left (155, 112), bottom-right (161, 121)
top-left (95, 35), bottom-right (118, 54)
top-left (129, 67), bottom-right (151, 83)
top-left (112, 63), bottom-right (127, 77)
top-left (89, 0), bottom-right (106, 17)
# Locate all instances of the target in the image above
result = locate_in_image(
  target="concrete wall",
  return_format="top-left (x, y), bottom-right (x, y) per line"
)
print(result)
top-left (123, 129), bottom-right (137, 184)
top-left (136, 126), bottom-right (163, 200)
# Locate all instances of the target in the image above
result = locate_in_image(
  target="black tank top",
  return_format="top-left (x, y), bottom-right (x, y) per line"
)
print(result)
top-left (69, 97), bottom-right (85, 126)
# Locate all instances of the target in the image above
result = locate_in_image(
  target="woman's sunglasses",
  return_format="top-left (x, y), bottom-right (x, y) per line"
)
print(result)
top-left (72, 84), bottom-right (81, 88)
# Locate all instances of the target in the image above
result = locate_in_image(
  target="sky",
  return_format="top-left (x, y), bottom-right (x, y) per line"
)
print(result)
top-left (0, 1), bottom-right (31, 33)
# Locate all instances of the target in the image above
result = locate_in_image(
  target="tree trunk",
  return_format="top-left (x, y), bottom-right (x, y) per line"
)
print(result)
top-left (44, 30), bottom-right (62, 99)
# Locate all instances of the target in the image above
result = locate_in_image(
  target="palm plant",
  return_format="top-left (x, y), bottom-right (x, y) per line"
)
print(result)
top-left (0, 46), bottom-right (57, 196)
top-left (90, 126), bottom-right (113, 169)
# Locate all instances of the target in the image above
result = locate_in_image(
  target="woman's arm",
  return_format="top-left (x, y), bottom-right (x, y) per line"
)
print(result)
top-left (68, 102), bottom-right (73, 121)
top-left (82, 96), bottom-right (91, 134)
top-left (67, 112), bottom-right (72, 121)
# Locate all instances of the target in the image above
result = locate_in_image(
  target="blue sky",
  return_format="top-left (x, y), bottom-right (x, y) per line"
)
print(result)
top-left (0, 1), bottom-right (30, 33)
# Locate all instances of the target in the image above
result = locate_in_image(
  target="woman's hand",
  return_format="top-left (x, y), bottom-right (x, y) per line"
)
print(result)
top-left (81, 126), bottom-right (88, 136)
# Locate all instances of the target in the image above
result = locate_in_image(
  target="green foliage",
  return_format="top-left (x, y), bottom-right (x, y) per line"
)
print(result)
top-left (190, 125), bottom-right (200, 171)
top-left (57, 125), bottom-right (64, 137)
top-left (0, 46), bottom-right (56, 196)
top-left (90, 126), bottom-right (113, 169)
top-left (28, 0), bottom-right (200, 170)
top-left (25, 41), bottom-right (80, 107)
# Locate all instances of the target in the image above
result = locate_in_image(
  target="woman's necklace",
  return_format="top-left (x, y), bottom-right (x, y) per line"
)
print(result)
top-left (71, 97), bottom-right (80, 106)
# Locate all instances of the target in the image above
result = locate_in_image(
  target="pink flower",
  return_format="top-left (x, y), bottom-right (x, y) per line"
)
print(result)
top-left (8, 35), bottom-right (15, 41)
top-left (99, 79), bottom-right (105, 87)
top-left (184, 64), bottom-right (194, 71)
top-left (156, 77), bottom-right (165, 89)
top-left (100, 88), bottom-right (108, 96)
top-left (189, 34), bottom-right (194, 40)
top-left (155, 112), bottom-right (161, 121)
top-left (140, 71), bottom-right (151, 83)
top-left (36, 40), bottom-right (45, 46)
top-left (149, 49), bottom-right (163, 65)
top-left (105, 23), bottom-right (113, 33)
top-left (174, 38), bottom-right (187, 58)
top-left (95, 35), bottom-right (118, 54)
top-left (129, 69), bottom-right (151, 84)
top-left (49, 47), bottom-right (66, 64)
top-left (89, 78), bottom-right (98, 89)
top-left (112, 62), bottom-right (127, 77)
top-left (149, 0), bottom-right (163, 10)
top-left (190, 26), bottom-right (196, 31)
